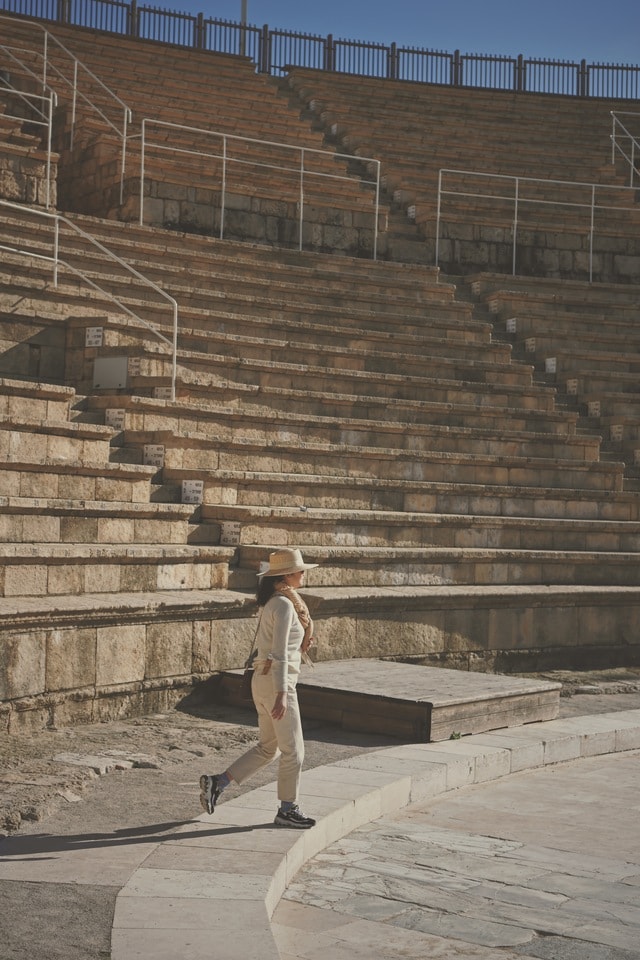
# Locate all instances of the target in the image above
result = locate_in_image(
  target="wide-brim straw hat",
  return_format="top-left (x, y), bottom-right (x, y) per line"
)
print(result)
top-left (257, 548), bottom-right (319, 578)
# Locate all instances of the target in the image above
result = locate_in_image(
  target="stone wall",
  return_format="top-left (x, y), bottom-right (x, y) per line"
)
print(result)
top-left (3, 588), bottom-right (639, 734)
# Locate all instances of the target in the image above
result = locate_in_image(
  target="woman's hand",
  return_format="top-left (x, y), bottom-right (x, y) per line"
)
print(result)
top-left (271, 691), bottom-right (287, 720)
top-left (301, 635), bottom-right (315, 654)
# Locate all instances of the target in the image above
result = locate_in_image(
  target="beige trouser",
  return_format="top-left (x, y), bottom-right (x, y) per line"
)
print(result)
top-left (226, 670), bottom-right (304, 804)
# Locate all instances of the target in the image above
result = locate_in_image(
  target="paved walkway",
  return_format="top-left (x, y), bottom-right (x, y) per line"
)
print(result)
top-left (1, 706), bottom-right (640, 959)
top-left (275, 749), bottom-right (640, 959)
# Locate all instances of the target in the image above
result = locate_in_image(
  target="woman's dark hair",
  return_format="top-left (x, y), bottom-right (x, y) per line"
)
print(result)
top-left (256, 574), bottom-right (285, 607)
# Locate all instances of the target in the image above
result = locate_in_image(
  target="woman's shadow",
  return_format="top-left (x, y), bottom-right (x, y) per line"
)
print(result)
top-left (0, 818), bottom-right (275, 862)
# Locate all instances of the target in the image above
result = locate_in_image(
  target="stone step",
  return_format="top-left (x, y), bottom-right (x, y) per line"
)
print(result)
top-left (157, 466), bottom-right (640, 521)
top-left (92, 392), bottom-right (600, 463)
top-left (117, 426), bottom-right (624, 492)
top-left (230, 543), bottom-right (640, 588)
top-left (0, 458), bottom-right (155, 502)
top-left (0, 496), bottom-right (192, 545)
top-left (197, 502), bottom-right (640, 553)
top-left (0, 543), bottom-right (233, 597)
top-left (0, 414), bottom-right (114, 463)
top-left (0, 377), bottom-right (75, 420)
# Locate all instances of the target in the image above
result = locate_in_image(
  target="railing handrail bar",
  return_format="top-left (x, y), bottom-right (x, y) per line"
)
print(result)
top-left (141, 117), bottom-right (380, 169)
top-left (0, 81), bottom-right (57, 122)
top-left (0, 200), bottom-right (178, 401)
top-left (439, 187), bottom-right (634, 213)
top-left (1, 41), bottom-right (127, 139)
top-left (0, 15), bottom-right (132, 119)
top-left (141, 139), bottom-right (378, 186)
top-left (438, 167), bottom-right (639, 194)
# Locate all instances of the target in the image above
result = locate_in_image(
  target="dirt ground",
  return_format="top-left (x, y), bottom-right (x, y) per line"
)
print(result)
top-left (2, 667), bottom-right (640, 837)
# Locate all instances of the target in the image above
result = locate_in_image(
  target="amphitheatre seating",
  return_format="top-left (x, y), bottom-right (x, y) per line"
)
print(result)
top-left (2, 16), bottom-right (640, 731)
top-left (469, 272), bottom-right (640, 484)
top-left (285, 67), bottom-right (640, 278)
top-left (0, 16), bottom-right (383, 254)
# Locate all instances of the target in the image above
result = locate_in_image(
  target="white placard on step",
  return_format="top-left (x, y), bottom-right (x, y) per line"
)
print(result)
top-left (105, 408), bottom-right (126, 430)
top-left (85, 326), bottom-right (104, 348)
top-left (182, 479), bottom-right (204, 504)
top-left (220, 522), bottom-right (242, 545)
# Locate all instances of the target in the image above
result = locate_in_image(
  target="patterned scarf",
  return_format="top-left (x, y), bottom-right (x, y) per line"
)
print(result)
top-left (275, 582), bottom-right (315, 666)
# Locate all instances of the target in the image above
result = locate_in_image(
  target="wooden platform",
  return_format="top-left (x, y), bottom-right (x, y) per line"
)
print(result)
top-left (219, 659), bottom-right (561, 742)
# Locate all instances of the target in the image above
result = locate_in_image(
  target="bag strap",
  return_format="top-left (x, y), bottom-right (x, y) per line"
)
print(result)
top-left (245, 611), bottom-right (262, 667)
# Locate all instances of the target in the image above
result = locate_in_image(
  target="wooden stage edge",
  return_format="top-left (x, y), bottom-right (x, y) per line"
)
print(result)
top-left (218, 659), bottom-right (562, 742)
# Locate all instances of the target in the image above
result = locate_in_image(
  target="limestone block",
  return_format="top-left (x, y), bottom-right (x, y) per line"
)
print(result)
top-left (355, 611), bottom-right (445, 659)
top-left (46, 628), bottom-right (96, 692)
top-left (59, 516), bottom-right (98, 544)
top-left (4, 564), bottom-right (48, 597)
top-left (84, 563), bottom-right (122, 594)
top-left (192, 619), bottom-right (212, 673)
top-left (19, 471), bottom-right (59, 499)
top-left (47, 563), bottom-right (84, 596)
top-left (0, 515), bottom-right (21, 541)
top-left (210, 617), bottom-right (258, 671)
top-left (145, 621), bottom-right (192, 679)
top-left (58, 475), bottom-right (97, 500)
top-left (313, 615), bottom-right (357, 661)
top-left (46, 434), bottom-right (80, 461)
top-left (9, 432), bottom-right (47, 462)
top-left (121, 565), bottom-right (157, 592)
top-left (22, 515), bottom-right (61, 543)
top-left (0, 631), bottom-right (46, 699)
top-left (96, 518), bottom-right (135, 543)
top-left (96, 624), bottom-right (146, 686)
top-left (441, 607), bottom-right (488, 655)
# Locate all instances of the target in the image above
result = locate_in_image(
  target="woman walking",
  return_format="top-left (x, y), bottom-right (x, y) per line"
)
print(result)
top-left (200, 548), bottom-right (318, 829)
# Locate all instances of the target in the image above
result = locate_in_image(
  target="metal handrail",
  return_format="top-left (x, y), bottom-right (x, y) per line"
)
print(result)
top-left (138, 118), bottom-right (381, 260)
top-left (610, 111), bottom-right (640, 188)
top-left (0, 199), bottom-right (178, 401)
top-left (0, 16), bottom-right (132, 203)
top-left (435, 168), bottom-right (639, 283)
top-left (0, 82), bottom-right (56, 209)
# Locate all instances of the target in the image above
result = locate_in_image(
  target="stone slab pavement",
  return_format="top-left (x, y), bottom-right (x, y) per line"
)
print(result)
top-left (0, 672), bottom-right (639, 959)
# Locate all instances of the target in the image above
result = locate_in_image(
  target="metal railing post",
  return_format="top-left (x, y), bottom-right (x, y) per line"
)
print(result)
top-left (70, 58), bottom-right (78, 151)
top-left (388, 42), bottom-right (398, 80)
top-left (324, 34), bottom-right (335, 72)
top-left (611, 112), bottom-right (616, 165)
top-left (299, 148), bottom-right (305, 252)
top-left (512, 178), bottom-right (519, 276)
top-left (259, 24), bottom-right (270, 73)
top-left (579, 59), bottom-right (588, 97)
top-left (139, 119), bottom-right (146, 226)
top-left (451, 49), bottom-right (462, 86)
top-left (45, 93), bottom-right (53, 209)
top-left (53, 215), bottom-right (59, 286)
top-left (373, 160), bottom-right (380, 261)
top-left (516, 54), bottom-right (525, 92)
top-left (220, 136), bottom-right (227, 240)
top-left (435, 169), bottom-right (443, 269)
top-left (589, 184), bottom-right (595, 283)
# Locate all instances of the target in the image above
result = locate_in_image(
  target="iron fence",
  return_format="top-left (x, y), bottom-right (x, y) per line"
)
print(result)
top-left (1, 0), bottom-right (639, 100)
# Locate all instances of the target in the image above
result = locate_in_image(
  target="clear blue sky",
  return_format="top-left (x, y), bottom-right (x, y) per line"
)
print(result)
top-left (167, 0), bottom-right (639, 65)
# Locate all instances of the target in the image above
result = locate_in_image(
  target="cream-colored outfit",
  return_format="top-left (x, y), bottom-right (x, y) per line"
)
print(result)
top-left (227, 592), bottom-right (307, 803)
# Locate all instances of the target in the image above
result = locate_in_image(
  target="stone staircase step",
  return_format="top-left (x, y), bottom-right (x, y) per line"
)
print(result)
top-left (0, 496), bottom-right (192, 544)
top-left (230, 543), bottom-right (640, 588)
top-left (116, 425), bottom-right (624, 492)
top-left (197, 502), bottom-right (640, 553)
top-left (0, 543), bottom-right (233, 597)
top-left (0, 459), bottom-right (156, 502)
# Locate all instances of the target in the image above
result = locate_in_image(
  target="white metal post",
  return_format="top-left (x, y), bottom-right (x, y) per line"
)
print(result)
top-left (512, 178), bottom-right (519, 276)
top-left (435, 169), bottom-right (443, 269)
top-left (299, 148), bottom-right (305, 252)
top-left (373, 160), bottom-right (380, 261)
top-left (45, 93), bottom-right (53, 210)
top-left (53, 216), bottom-right (59, 287)
top-left (589, 184), bottom-right (595, 283)
top-left (139, 120), bottom-right (146, 225)
top-left (220, 136), bottom-right (227, 239)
